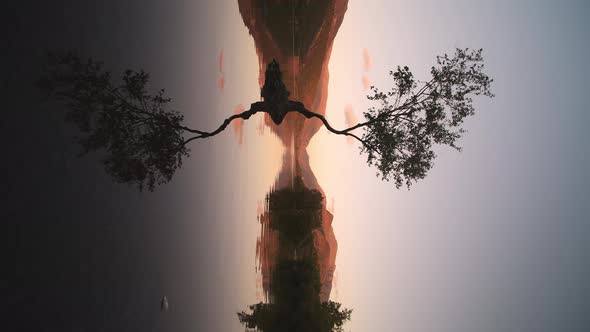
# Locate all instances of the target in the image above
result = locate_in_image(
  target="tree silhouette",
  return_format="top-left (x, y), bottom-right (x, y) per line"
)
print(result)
top-left (39, 48), bottom-right (493, 190)
top-left (237, 299), bottom-right (351, 332)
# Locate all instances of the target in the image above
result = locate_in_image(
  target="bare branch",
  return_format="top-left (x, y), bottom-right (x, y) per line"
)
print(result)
top-left (182, 102), bottom-right (265, 145)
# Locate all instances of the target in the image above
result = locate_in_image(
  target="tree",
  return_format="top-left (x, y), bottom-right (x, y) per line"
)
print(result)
top-left (39, 48), bottom-right (493, 191)
top-left (237, 300), bottom-right (351, 332)
top-left (319, 301), bottom-right (352, 332)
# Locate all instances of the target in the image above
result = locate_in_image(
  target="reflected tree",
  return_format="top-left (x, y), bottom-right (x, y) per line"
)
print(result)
top-left (238, 299), bottom-right (351, 332)
top-left (39, 48), bottom-right (493, 190)
top-left (237, 177), bottom-right (351, 332)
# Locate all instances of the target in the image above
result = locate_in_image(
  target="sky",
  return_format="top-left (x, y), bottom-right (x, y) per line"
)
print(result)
top-left (6, 1), bottom-right (590, 332)
top-left (310, 1), bottom-right (590, 331)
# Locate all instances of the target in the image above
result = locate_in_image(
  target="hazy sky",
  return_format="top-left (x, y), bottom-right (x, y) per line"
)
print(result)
top-left (308, 1), bottom-right (590, 331)
top-left (8, 1), bottom-right (590, 332)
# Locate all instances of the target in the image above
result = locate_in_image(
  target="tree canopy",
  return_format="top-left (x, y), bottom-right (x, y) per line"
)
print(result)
top-left (39, 48), bottom-right (493, 190)
top-left (360, 48), bottom-right (494, 187)
top-left (38, 52), bottom-right (189, 191)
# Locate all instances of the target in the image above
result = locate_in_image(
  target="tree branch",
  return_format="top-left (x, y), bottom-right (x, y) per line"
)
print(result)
top-left (287, 101), bottom-right (367, 145)
top-left (181, 102), bottom-right (265, 145)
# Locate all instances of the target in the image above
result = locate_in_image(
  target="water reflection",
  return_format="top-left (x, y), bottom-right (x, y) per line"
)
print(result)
top-left (242, 178), bottom-right (350, 331)
top-left (237, 1), bottom-right (350, 330)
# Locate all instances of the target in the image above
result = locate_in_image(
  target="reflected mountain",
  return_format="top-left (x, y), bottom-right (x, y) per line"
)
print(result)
top-left (238, 1), bottom-right (351, 331)
top-left (242, 177), bottom-right (351, 332)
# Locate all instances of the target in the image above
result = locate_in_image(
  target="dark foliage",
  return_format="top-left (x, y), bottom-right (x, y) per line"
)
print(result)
top-left (238, 298), bottom-right (351, 332)
top-left (360, 48), bottom-right (494, 188)
top-left (38, 52), bottom-right (188, 191)
top-left (318, 301), bottom-right (353, 332)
